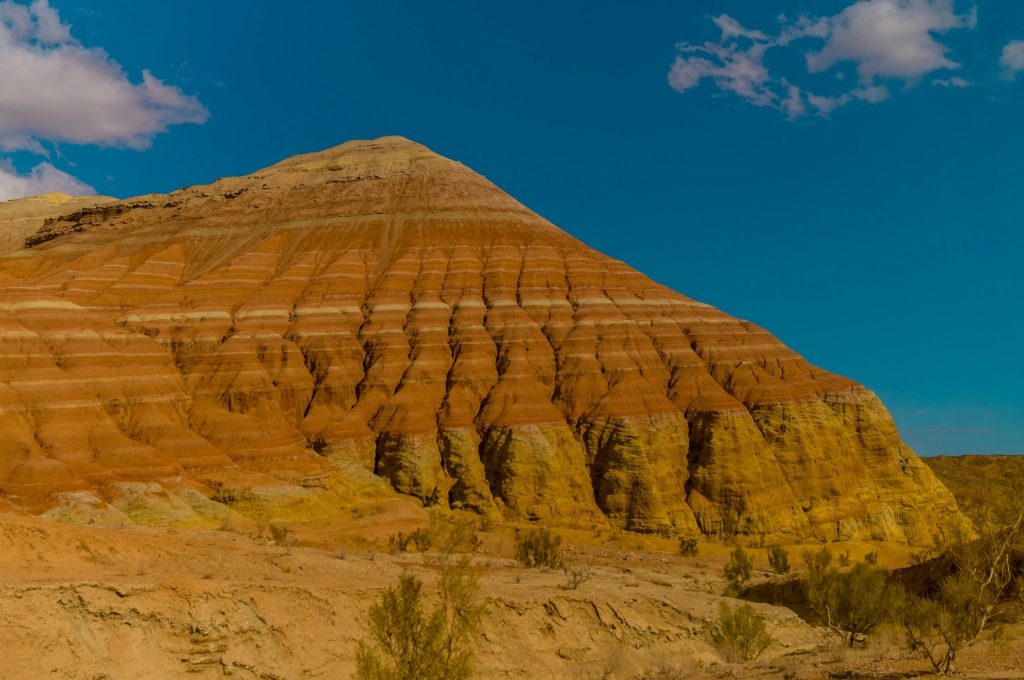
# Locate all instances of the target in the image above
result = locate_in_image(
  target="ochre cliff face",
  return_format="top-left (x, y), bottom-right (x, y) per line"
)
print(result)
top-left (0, 137), bottom-right (960, 543)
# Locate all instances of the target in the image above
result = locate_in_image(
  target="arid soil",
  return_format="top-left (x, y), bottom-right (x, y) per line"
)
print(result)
top-left (1, 499), bottom-right (1021, 679)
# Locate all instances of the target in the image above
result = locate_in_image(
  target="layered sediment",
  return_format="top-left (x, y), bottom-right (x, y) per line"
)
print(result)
top-left (0, 136), bottom-right (960, 542)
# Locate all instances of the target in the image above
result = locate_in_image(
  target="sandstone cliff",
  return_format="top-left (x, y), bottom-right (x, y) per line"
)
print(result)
top-left (0, 137), bottom-right (960, 543)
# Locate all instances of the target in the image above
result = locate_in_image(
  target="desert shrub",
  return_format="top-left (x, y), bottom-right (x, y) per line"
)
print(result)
top-left (267, 524), bottom-right (298, 554)
top-left (562, 553), bottom-right (595, 590)
top-left (897, 493), bottom-right (1024, 675)
top-left (802, 545), bottom-right (833, 607)
top-left (801, 546), bottom-right (897, 647)
top-left (866, 622), bottom-right (903, 662)
top-left (268, 523), bottom-right (293, 546)
top-left (899, 575), bottom-right (993, 676)
top-left (724, 545), bottom-right (753, 589)
top-left (356, 574), bottom-right (446, 679)
top-left (719, 512), bottom-right (740, 541)
top-left (767, 544), bottom-right (791, 575)
top-left (825, 641), bottom-right (847, 664)
top-left (429, 510), bottom-right (482, 555)
top-left (715, 601), bottom-right (773, 662)
top-left (388, 512), bottom-right (482, 556)
top-left (909, 549), bottom-right (932, 565)
top-left (356, 558), bottom-right (484, 680)
top-left (514, 527), bottom-right (562, 569)
top-left (477, 514), bottom-right (496, 533)
top-left (642, 652), bottom-right (699, 679)
top-left (864, 549), bottom-right (879, 566)
top-left (678, 538), bottom-right (699, 557)
top-left (389, 528), bottom-right (432, 554)
top-left (438, 557), bottom-right (487, 675)
top-left (838, 549), bottom-right (852, 568)
top-left (773, 655), bottom-right (798, 680)
top-left (573, 644), bottom-right (626, 680)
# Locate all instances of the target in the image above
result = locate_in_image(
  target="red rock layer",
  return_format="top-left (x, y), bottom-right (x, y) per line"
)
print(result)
top-left (0, 137), bottom-right (960, 542)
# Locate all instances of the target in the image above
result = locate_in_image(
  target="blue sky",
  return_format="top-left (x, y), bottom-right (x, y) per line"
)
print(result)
top-left (1, 0), bottom-right (1022, 455)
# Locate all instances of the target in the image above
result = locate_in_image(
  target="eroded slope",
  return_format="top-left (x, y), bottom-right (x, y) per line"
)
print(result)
top-left (0, 137), bottom-right (959, 542)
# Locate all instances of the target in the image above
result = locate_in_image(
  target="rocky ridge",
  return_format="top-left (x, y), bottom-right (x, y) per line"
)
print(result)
top-left (0, 136), bottom-right (960, 543)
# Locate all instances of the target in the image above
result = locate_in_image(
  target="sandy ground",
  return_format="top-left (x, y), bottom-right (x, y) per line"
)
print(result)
top-left (1, 502), bottom-right (1021, 679)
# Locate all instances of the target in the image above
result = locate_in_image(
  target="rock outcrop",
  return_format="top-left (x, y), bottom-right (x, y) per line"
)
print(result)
top-left (0, 137), bottom-right (961, 542)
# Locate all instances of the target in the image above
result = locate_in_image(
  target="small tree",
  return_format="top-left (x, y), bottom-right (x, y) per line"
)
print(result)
top-left (679, 537), bottom-right (699, 557)
top-left (802, 547), bottom-right (897, 647)
top-left (833, 561), bottom-right (898, 646)
top-left (437, 557), bottom-right (486, 678)
top-left (900, 573), bottom-right (993, 676)
top-left (429, 510), bottom-right (482, 555)
top-left (767, 545), bottom-right (791, 575)
top-left (356, 559), bottom-right (484, 680)
top-left (514, 527), bottom-right (562, 569)
top-left (724, 545), bottom-right (753, 589)
top-left (719, 512), bottom-right (739, 542)
top-left (715, 601), bottom-right (773, 662)
top-left (802, 545), bottom-right (835, 624)
top-left (898, 486), bottom-right (1024, 675)
top-left (356, 574), bottom-right (446, 679)
top-left (562, 553), bottom-right (596, 590)
top-left (267, 523), bottom-right (298, 555)
top-left (389, 529), bottom-right (432, 554)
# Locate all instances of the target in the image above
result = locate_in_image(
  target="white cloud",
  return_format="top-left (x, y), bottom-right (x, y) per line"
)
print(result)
top-left (0, 160), bottom-right (95, 201)
top-left (711, 15), bottom-right (769, 42)
top-left (806, 92), bottom-right (849, 115)
top-left (932, 76), bottom-right (971, 87)
top-left (669, 1), bottom-right (977, 119)
top-left (668, 40), bottom-right (776, 109)
top-left (0, 0), bottom-right (208, 201)
top-left (0, 0), bottom-right (208, 151)
top-left (805, 0), bottom-right (973, 82)
top-left (780, 81), bottom-right (806, 118)
top-left (852, 84), bottom-right (891, 102)
top-left (1000, 41), bottom-right (1024, 80)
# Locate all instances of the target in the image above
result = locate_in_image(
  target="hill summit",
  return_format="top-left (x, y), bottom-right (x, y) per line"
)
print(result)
top-left (0, 136), bottom-right (959, 542)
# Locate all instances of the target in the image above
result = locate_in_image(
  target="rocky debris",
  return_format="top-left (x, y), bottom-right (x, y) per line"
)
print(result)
top-left (0, 192), bottom-right (116, 254)
top-left (26, 201), bottom-right (157, 247)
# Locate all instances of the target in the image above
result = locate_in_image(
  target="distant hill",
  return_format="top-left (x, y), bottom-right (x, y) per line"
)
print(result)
top-left (924, 455), bottom-right (1024, 524)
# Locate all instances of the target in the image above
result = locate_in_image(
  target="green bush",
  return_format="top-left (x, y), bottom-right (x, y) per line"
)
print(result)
top-left (562, 553), bottom-right (595, 590)
top-left (678, 538), bottom-right (699, 557)
top-left (898, 490), bottom-right (1024, 676)
top-left (268, 523), bottom-right (293, 545)
top-left (356, 558), bottom-right (484, 680)
top-left (388, 528), bottom-right (432, 554)
top-left (899, 572), bottom-right (994, 676)
top-left (514, 527), bottom-right (563, 569)
top-left (801, 546), bottom-right (897, 647)
top-left (388, 512), bottom-right (482, 556)
top-left (429, 510), bottom-right (482, 555)
top-left (724, 545), bottom-right (753, 589)
top-left (715, 601), bottom-right (773, 662)
top-left (767, 544), bottom-right (790, 575)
